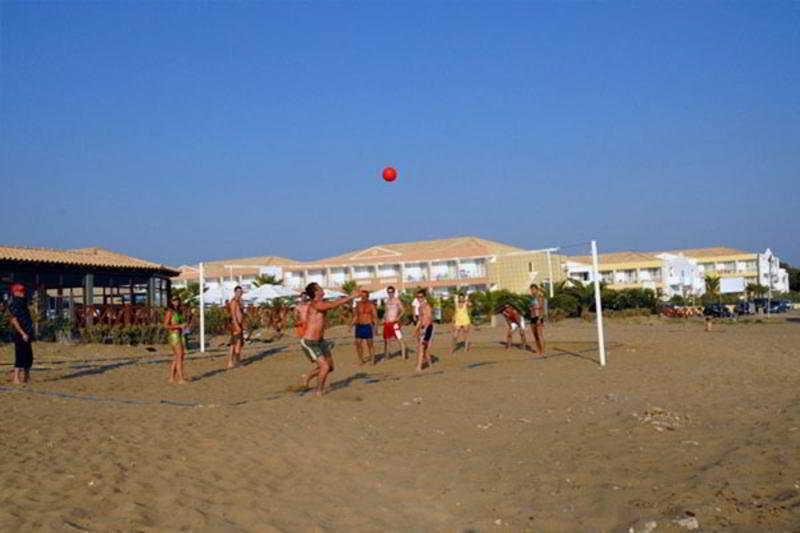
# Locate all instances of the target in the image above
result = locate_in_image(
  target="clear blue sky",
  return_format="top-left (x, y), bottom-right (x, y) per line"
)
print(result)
top-left (2, 2), bottom-right (798, 266)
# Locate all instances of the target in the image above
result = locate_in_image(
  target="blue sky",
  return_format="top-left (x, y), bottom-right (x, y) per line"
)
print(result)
top-left (2, 2), bottom-right (798, 265)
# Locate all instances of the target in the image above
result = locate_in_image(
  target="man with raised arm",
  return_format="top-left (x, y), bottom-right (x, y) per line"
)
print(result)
top-left (300, 282), bottom-right (358, 396)
top-left (382, 286), bottom-right (407, 360)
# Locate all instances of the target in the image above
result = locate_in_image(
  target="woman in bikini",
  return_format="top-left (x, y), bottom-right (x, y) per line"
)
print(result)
top-left (164, 296), bottom-right (189, 384)
top-left (529, 284), bottom-right (546, 355)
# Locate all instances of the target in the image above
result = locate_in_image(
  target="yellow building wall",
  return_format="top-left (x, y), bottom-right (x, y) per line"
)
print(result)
top-left (489, 253), bottom-right (566, 293)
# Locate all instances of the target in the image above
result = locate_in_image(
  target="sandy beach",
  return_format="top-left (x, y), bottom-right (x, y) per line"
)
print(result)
top-left (2, 314), bottom-right (800, 532)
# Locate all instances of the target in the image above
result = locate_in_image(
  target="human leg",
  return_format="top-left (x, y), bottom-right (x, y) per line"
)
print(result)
top-left (175, 342), bottom-right (187, 383)
top-left (533, 322), bottom-right (544, 354)
top-left (315, 356), bottom-right (332, 396)
top-left (367, 338), bottom-right (375, 365)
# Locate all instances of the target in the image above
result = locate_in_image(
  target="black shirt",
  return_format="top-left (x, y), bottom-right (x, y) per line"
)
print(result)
top-left (8, 297), bottom-right (33, 339)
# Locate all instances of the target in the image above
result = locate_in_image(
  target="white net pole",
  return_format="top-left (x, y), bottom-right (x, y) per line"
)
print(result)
top-left (199, 262), bottom-right (205, 353)
top-left (591, 240), bottom-right (607, 367)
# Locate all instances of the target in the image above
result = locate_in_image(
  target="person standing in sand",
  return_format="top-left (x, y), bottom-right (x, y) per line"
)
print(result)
top-left (352, 289), bottom-right (377, 365)
top-left (528, 284), bottom-right (546, 355)
top-left (501, 303), bottom-right (529, 351)
top-left (8, 284), bottom-right (34, 384)
top-left (414, 289), bottom-right (434, 372)
top-left (382, 286), bottom-right (407, 360)
top-left (300, 283), bottom-right (358, 396)
top-left (164, 295), bottom-right (189, 383)
top-left (451, 293), bottom-right (472, 353)
top-left (228, 286), bottom-right (245, 368)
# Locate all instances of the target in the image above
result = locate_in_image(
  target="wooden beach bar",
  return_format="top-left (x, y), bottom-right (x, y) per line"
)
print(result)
top-left (0, 245), bottom-right (179, 329)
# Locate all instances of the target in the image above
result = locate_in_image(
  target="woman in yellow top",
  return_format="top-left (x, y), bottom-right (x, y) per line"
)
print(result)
top-left (451, 293), bottom-right (472, 353)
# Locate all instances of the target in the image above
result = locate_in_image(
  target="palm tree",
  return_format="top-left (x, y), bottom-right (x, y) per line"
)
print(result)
top-left (252, 274), bottom-right (282, 287)
top-left (172, 281), bottom-right (201, 305)
top-left (341, 280), bottom-right (358, 295)
top-left (745, 283), bottom-right (768, 300)
top-left (705, 275), bottom-right (720, 298)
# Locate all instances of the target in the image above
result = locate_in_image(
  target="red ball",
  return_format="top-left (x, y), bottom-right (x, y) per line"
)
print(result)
top-left (382, 167), bottom-right (397, 182)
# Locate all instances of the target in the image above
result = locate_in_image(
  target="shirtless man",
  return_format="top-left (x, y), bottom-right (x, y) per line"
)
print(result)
top-left (529, 284), bottom-right (546, 355)
top-left (352, 289), bottom-right (378, 364)
top-left (501, 303), bottom-right (529, 351)
top-left (293, 294), bottom-right (310, 338)
top-left (382, 286), bottom-right (407, 360)
top-left (300, 282), bottom-right (358, 396)
top-left (227, 286), bottom-right (244, 368)
top-left (414, 289), bottom-right (434, 372)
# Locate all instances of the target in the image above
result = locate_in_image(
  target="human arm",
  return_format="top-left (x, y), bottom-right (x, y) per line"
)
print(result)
top-left (371, 303), bottom-right (378, 327)
top-left (311, 294), bottom-right (357, 312)
top-left (9, 315), bottom-right (29, 342)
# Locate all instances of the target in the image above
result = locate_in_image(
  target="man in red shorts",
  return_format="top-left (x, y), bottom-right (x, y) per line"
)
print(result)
top-left (382, 286), bottom-right (407, 360)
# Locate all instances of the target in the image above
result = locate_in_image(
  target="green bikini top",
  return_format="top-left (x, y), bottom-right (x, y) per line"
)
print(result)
top-left (171, 311), bottom-right (184, 325)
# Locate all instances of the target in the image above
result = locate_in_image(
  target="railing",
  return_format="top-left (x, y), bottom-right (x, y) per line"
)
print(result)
top-left (74, 304), bottom-right (166, 328)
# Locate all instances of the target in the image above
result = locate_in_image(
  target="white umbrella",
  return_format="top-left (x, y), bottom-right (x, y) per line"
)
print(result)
top-left (195, 286), bottom-right (228, 305)
top-left (369, 288), bottom-right (390, 301)
top-left (322, 288), bottom-right (347, 299)
top-left (245, 284), bottom-right (299, 304)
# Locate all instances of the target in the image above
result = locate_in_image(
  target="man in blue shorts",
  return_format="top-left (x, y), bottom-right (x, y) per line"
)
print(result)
top-left (352, 289), bottom-right (377, 364)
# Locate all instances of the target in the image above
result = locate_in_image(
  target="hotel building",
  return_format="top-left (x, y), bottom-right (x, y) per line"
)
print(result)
top-left (175, 237), bottom-right (565, 297)
top-left (566, 247), bottom-right (789, 298)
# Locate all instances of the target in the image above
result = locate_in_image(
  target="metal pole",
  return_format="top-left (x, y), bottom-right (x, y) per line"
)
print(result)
top-left (767, 255), bottom-right (772, 317)
top-left (591, 240), bottom-right (607, 367)
top-left (546, 250), bottom-right (554, 299)
top-left (199, 262), bottom-right (205, 353)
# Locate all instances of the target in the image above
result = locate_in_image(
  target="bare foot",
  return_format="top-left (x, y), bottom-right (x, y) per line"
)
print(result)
top-left (313, 389), bottom-right (323, 397)
top-left (415, 367), bottom-right (422, 373)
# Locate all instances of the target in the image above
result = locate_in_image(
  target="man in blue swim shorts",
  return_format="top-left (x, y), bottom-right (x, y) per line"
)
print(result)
top-left (352, 289), bottom-right (378, 365)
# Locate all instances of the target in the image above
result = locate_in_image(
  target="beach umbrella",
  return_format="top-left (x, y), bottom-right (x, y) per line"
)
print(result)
top-left (322, 289), bottom-right (347, 299)
top-left (368, 288), bottom-right (390, 301)
top-left (245, 284), bottom-right (299, 304)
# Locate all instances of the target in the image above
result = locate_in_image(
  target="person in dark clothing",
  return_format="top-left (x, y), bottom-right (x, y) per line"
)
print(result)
top-left (8, 284), bottom-right (34, 384)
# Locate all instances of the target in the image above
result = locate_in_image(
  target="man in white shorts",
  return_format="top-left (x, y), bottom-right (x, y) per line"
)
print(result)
top-left (501, 303), bottom-right (529, 351)
top-left (382, 286), bottom-right (406, 360)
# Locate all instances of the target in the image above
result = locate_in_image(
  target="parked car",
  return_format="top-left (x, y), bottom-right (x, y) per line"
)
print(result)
top-left (703, 303), bottom-right (736, 318)
top-left (735, 301), bottom-right (755, 315)
top-left (775, 300), bottom-right (791, 313)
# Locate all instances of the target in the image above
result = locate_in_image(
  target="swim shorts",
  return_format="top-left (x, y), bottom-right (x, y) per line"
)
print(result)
top-left (510, 318), bottom-right (526, 331)
top-left (300, 338), bottom-right (332, 362)
top-left (230, 332), bottom-right (244, 344)
top-left (354, 324), bottom-right (373, 340)
top-left (529, 316), bottom-right (543, 326)
top-left (420, 324), bottom-right (434, 344)
top-left (383, 321), bottom-right (403, 340)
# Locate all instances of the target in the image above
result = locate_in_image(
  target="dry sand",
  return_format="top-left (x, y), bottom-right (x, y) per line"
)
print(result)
top-left (2, 314), bottom-right (800, 532)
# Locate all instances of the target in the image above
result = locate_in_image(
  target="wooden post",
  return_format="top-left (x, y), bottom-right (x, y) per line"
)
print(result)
top-left (84, 273), bottom-right (94, 327)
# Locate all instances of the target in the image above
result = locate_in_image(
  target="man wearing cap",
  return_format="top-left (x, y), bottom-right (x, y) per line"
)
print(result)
top-left (8, 284), bottom-right (34, 384)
